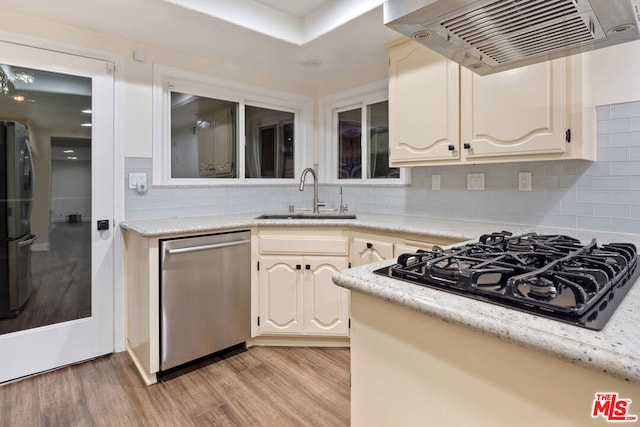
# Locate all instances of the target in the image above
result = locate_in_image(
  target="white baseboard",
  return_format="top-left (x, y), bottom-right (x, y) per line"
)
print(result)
top-left (31, 242), bottom-right (50, 252)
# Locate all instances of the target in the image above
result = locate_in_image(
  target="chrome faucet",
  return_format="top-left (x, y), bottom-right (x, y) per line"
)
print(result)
top-left (299, 167), bottom-right (325, 213)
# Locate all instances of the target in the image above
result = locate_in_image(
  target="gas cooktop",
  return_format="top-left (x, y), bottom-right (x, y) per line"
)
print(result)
top-left (374, 231), bottom-right (639, 330)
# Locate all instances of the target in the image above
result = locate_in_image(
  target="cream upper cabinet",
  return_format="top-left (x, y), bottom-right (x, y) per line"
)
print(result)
top-left (388, 39), bottom-right (460, 164)
top-left (460, 60), bottom-right (568, 160)
top-left (387, 39), bottom-right (594, 166)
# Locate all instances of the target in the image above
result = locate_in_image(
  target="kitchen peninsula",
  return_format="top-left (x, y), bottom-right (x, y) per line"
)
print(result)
top-left (122, 212), bottom-right (640, 426)
top-left (333, 232), bottom-right (640, 426)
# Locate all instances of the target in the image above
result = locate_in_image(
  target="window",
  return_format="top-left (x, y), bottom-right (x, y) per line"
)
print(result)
top-left (245, 106), bottom-right (294, 179)
top-left (153, 66), bottom-right (312, 186)
top-left (337, 101), bottom-right (397, 180)
top-left (321, 81), bottom-right (406, 185)
top-left (171, 92), bottom-right (238, 179)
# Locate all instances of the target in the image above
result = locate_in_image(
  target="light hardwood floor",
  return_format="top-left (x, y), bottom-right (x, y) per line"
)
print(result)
top-left (0, 346), bottom-right (350, 426)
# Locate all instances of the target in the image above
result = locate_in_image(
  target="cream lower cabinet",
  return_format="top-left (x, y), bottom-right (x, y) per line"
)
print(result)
top-left (387, 39), bottom-right (594, 166)
top-left (350, 236), bottom-right (394, 267)
top-left (258, 230), bottom-right (350, 337)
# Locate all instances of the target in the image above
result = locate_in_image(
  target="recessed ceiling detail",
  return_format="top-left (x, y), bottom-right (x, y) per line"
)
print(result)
top-left (160, 0), bottom-right (384, 45)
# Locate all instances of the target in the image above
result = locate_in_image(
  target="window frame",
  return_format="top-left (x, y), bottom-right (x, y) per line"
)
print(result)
top-left (152, 65), bottom-right (313, 186)
top-left (319, 80), bottom-right (408, 185)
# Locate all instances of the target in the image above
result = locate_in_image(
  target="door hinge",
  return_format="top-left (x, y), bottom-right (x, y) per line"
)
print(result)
top-left (257, 261), bottom-right (260, 271)
top-left (257, 316), bottom-right (260, 326)
top-left (565, 128), bottom-right (571, 143)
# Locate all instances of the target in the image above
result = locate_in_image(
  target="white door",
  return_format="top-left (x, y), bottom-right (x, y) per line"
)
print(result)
top-left (0, 41), bottom-right (114, 383)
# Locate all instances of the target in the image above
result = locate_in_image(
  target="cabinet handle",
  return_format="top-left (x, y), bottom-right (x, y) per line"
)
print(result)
top-left (305, 264), bottom-right (311, 270)
top-left (366, 242), bottom-right (373, 249)
top-left (463, 143), bottom-right (471, 149)
top-left (448, 145), bottom-right (455, 151)
top-left (296, 264), bottom-right (302, 270)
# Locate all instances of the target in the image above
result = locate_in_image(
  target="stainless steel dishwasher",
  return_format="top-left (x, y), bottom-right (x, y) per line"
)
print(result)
top-left (160, 230), bottom-right (251, 370)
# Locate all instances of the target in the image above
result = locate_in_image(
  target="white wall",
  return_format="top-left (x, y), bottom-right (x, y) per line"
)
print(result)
top-left (590, 40), bottom-right (640, 106)
top-left (50, 160), bottom-right (91, 220)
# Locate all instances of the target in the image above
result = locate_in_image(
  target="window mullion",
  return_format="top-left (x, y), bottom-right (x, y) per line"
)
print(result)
top-left (361, 103), bottom-right (368, 182)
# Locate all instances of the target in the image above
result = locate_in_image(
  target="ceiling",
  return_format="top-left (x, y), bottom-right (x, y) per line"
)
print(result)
top-left (0, 0), bottom-right (402, 87)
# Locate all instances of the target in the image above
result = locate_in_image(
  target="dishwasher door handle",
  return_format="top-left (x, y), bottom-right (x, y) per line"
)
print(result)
top-left (165, 239), bottom-right (250, 255)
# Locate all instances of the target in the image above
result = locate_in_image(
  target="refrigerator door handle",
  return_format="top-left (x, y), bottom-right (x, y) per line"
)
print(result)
top-left (18, 234), bottom-right (37, 247)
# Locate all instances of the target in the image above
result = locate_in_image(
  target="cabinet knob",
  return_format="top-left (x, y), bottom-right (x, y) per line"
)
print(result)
top-left (305, 264), bottom-right (311, 270)
top-left (366, 242), bottom-right (373, 249)
top-left (296, 264), bottom-right (302, 270)
top-left (463, 143), bottom-right (471, 149)
top-left (448, 145), bottom-right (455, 151)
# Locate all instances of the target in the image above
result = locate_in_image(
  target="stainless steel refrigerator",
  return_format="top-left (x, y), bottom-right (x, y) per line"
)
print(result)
top-left (1, 121), bottom-right (36, 318)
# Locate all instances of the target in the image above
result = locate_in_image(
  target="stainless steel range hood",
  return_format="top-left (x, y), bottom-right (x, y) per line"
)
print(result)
top-left (384, 0), bottom-right (640, 75)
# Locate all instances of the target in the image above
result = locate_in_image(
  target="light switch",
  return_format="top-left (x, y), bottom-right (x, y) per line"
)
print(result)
top-left (431, 174), bottom-right (441, 191)
top-left (129, 172), bottom-right (146, 190)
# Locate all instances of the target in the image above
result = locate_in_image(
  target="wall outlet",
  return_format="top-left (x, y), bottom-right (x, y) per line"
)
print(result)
top-left (467, 173), bottom-right (485, 191)
top-left (129, 172), bottom-right (146, 189)
top-left (431, 174), bottom-right (441, 191)
top-left (519, 172), bottom-right (532, 192)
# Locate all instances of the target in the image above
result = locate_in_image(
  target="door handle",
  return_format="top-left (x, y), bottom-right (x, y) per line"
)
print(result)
top-left (18, 234), bottom-right (37, 247)
top-left (166, 239), bottom-right (250, 255)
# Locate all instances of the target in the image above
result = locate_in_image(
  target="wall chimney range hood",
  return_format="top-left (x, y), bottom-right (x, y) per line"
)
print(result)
top-left (384, 0), bottom-right (640, 75)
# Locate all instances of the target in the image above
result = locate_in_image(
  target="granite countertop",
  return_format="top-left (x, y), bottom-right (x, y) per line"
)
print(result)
top-left (120, 211), bottom-right (640, 384)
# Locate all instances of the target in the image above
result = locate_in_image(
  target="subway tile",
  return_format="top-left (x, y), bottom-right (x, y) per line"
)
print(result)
top-left (609, 118), bottom-right (631, 133)
top-left (610, 190), bottom-right (640, 205)
top-left (584, 161), bottom-right (610, 177)
top-left (597, 147), bottom-right (630, 161)
top-left (576, 189), bottom-right (611, 203)
top-left (630, 176), bottom-right (640, 189)
top-left (577, 216), bottom-right (612, 232)
top-left (611, 132), bottom-right (640, 147)
top-left (630, 205), bottom-right (640, 219)
top-left (597, 133), bottom-right (611, 148)
top-left (545, 214), bottom-right (577, 229)
top-left (611, 101), bottom-right (640, 119)
top-left (560, 201), bottom-right (594, 216)
top-left (597, 119), bottom-right (610, 135)
top-left (631, 117), bottom-right (640, 132)
top-left (593, 176), bottom-right (629, 190)
top-left (593, 203), bottom-right (629, 219)
top-left (596, 105), bottom-right (611, 121)
top-left (612, 219), bottom-right (640, 234)
top-left (610, 161), bottom-right (640, 176)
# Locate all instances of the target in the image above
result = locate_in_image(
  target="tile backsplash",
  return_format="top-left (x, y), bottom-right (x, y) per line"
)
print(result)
top-left (125, 100), bottom-right (640, 234)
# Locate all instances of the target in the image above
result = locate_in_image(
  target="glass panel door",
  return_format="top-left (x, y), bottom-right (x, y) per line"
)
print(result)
top-left (0, 41), bottom-right (114, 383)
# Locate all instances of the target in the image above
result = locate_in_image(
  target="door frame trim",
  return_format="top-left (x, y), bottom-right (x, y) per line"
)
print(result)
top-left (0, 28), bottom-right (126, 352)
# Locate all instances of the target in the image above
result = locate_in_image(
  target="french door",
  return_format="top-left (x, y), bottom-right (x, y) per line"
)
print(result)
top-left (0, 41), bottom-right (114, 383)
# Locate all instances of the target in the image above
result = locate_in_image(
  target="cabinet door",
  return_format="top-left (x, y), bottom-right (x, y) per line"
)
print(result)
top-left (460, 59), bottom-right (568, 159)
top-left (304, 257), bottom-right (350, 336)
top-left (258, 257), bottom-right (303, 335)
top-left (351, 237), bottom-right (394, 267)
top-left (394, 242), bottom-right (434, 257)
top-left (388, 40), bottom-right (460, 165)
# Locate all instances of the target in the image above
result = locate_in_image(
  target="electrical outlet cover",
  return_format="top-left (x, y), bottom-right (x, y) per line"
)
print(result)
top-left (519, 172), bottom-right (532, 192)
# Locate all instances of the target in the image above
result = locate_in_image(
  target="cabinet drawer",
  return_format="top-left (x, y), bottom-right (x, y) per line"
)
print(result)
top-left (260, 236), bottom-right (348, 256)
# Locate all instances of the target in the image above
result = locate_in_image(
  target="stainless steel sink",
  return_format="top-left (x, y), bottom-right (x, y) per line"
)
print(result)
top-left (255, 213), bottom-right (357, 220)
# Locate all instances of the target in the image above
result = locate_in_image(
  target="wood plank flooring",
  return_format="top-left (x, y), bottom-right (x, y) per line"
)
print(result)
top-left (0, 346), bottom-right (350, 426)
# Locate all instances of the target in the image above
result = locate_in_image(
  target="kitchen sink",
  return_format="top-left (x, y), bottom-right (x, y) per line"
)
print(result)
top-left (255, 213), bottom-right (357, 220)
